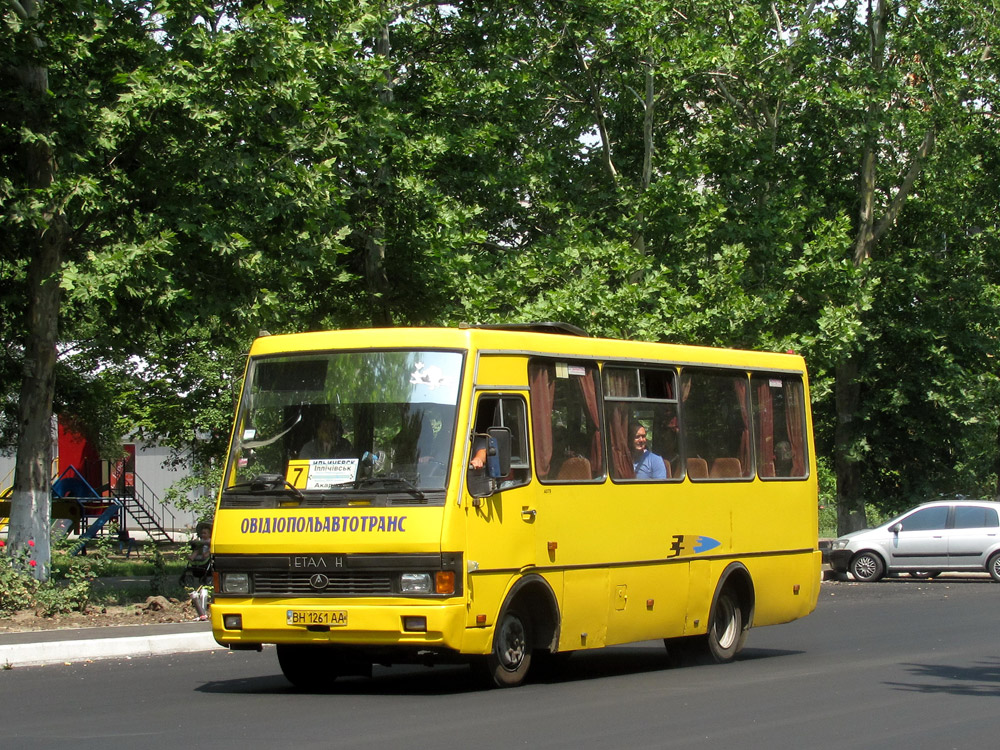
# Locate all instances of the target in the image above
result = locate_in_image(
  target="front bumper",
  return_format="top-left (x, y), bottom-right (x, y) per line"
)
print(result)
top-left (829, 549), bottom-right (852, 573)
top-left (211, 599), bottom-right (469, 652)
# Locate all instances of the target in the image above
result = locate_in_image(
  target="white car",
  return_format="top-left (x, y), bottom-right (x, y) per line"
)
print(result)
top-left (829, 499), bottom-right (1000, 582)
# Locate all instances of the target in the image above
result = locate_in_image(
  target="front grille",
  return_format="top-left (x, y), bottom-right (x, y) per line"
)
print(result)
top-left (253, 571), bottom-right (394, 596)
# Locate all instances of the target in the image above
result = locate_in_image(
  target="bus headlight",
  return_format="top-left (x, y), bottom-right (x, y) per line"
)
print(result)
top-left (221, 572), bottom-right (250, 595)
top-left (400, 573), bottom-right (432, 593)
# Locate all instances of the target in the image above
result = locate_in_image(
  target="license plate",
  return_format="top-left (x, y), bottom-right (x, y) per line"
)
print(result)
top-left (286, 609), bottom-right (348, 627)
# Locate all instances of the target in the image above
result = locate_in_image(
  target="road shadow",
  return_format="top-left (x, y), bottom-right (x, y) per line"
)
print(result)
top-left (887, 657), bottom-right (1000, 697)
top-left (196, 643), bottom-right (804, 696)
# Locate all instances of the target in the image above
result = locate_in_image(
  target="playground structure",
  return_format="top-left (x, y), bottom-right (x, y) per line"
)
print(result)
top-left (0, 458), bottom-right (175, 552)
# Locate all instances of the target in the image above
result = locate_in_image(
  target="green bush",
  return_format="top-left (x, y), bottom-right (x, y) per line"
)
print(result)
top-left (0, 541), bottom-right (40, 615)
top-left (2, 537), bottom-right (108, 615)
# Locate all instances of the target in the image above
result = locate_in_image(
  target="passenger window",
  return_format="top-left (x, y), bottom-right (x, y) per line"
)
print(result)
top-left (751, 374), bottom-right (808, 479)
top-left (529, 360), bottom-right (604, 482)
top-left (899, 507), bottom-right (949, 531)
top-left (604, 366), bottom-right (679, 482)
top-left (953, 506), bottom-right (999, 529)
top-left (680, 370), bottom-right (754, 480)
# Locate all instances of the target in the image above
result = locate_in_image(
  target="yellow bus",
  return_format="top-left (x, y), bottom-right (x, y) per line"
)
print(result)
top-left (210, 323), bottom-right (820, 688)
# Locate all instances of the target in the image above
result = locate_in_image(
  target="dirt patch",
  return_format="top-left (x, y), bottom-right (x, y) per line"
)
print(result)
top-left (0, 596), bottom-right (202, 633)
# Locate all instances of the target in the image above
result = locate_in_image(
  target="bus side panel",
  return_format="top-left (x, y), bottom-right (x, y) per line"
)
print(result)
top-left (463, 571), bottom-right (516, 629)
top-left (744, 551), bottom-right (821, 627)
top-left (560, 568), bottom-right (609, 650)
top-left (731, 479), bottom-right (819, 562)
top-left (685, 559), bottom-right (713, 635)
top-left (605, 561), bottom-right (691, 645)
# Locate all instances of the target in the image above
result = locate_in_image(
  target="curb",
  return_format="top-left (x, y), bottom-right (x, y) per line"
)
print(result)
top-left (0, 628), bottom-right (224, 669)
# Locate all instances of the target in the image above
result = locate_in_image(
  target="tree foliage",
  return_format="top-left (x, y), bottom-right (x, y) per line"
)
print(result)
top-left (2, 0), bottom-right (999, 572)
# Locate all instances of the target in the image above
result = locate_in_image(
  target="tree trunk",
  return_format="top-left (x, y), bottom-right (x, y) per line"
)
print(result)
top-left (834, 357), bottom-right (866, 533)
top-left (8, 16), bottom-right (66, 579)
top-left (834, 0), bottom-right (883, 536)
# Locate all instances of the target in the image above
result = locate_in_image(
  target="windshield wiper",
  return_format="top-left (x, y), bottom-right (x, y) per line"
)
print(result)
top-left (224, 474), bottom-right (305, 499)
top-left (355, 476), bottom-right (427, 500)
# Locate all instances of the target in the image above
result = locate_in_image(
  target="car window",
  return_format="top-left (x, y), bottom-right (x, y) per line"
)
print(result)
top-left (953, 506), bottom-right (1000, 529)
top-left (898, 506), bottom-right (949, 531)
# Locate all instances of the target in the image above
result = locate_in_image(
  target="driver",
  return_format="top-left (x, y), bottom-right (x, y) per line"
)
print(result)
top-left (299, 415), bottom-right (352, 459)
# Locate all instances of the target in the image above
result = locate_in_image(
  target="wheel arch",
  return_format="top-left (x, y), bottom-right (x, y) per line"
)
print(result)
top-left (711, 561), bottom-right (755, 631)
top-left (501, 573), bottom-right (560, 653)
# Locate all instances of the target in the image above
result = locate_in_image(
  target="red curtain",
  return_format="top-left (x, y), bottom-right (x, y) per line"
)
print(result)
top-left (755, 380), bottom-right (775, 477)
top-left (733, 378), bottom-right (751, 476)
top-left (529, 363), bottom-right (556, 478)
top-left (608, 403), bottom-right (633, 479)
top-left (786, 381), bottom-right (807, 476)
top-left (576, 368), bottom-right (604, 475)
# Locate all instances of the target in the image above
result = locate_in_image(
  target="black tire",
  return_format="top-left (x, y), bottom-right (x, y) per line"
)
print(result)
top-left (988, 552), bottom-right (1000, 582)
top-left (907, 571), bottom-right (940, 580)
top-left (276, 644), bottom-right (337, 690)
top-left (479, 606), bottom-right (533, 688)
top-left (706, 589), bottom-right (743, 663)
top-left (849, 551), bottom-right (885, 582)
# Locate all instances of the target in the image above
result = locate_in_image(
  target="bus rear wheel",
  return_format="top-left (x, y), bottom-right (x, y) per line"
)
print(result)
top-left (479, 607), bottom-right (533, 688)
top-left (706, 589), bottom-right (743, 663)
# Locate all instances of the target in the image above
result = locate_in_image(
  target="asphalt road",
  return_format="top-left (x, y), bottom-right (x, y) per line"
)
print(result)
top-left (4, 575), bottom-right (997, 750)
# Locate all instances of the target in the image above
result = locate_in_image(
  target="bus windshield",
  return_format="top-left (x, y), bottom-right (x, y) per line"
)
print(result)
top-left (224, 349), bottom-right (464, 494)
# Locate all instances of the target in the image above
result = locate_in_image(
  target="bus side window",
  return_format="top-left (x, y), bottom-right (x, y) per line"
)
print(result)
top-left (751, 375), bottom-right (808, 479)
top-left (529, 360), bottom-right (604, 482)
top-left (604, 366), bottom-right (679, 482)
top-left (680, 370), bottom-right (754, 481)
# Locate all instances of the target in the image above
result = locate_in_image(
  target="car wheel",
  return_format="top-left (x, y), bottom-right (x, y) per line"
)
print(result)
top-left (849, 551), bottom-right (885, 582)
top-left (907, 571), bottom-right (939, 579)
top-left (988, 553), bottom-right (1000, 582)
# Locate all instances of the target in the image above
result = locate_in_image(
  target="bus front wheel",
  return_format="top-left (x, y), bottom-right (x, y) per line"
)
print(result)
top-left (706, 589), bottom-right (743, 663)
top-left (277, 644), bottom-right (336, 690)
top-left (479, 607), bottom-right (533, 688)
top-left (276, 644), bottom-right (368, 690)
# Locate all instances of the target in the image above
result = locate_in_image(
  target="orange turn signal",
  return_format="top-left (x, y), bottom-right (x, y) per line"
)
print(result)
top-left (435, 571), bottom-right (456, 595)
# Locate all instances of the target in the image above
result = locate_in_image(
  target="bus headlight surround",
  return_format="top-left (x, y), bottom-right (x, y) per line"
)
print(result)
top-left (221, 572), bottom-right (250, 595)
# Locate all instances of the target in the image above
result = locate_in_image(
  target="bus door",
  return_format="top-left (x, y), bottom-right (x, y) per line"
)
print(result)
top-left (526, 358), bottom-right (610, 650)
top-left (464, 393), bottom-right (536, 611)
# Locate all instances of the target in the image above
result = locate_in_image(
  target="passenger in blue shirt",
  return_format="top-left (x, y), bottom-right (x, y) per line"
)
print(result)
top-left (630, 421), bottom-right (667, 479)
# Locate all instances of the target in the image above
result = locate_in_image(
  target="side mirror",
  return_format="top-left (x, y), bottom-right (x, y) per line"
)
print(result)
top-left (467, 427), bottom-right (513, 499)
top-left (890, 522), bottom-right (903, 534)
top-left (486, 427), bottom-right (512, 478)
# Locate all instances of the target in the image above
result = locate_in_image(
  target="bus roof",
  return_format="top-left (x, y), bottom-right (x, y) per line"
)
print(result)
top-left (247, 326), bottom-right (808, 373)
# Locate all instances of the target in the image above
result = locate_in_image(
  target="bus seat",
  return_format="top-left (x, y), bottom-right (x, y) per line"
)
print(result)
top-left (710, 457), bottom-right (742, 478)
top-left (686, 458), bottom-right (708, 479)
top-left (557, 456), bottom-right (592, 480)
top-left (760, 461), bottom-right (775, 478)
